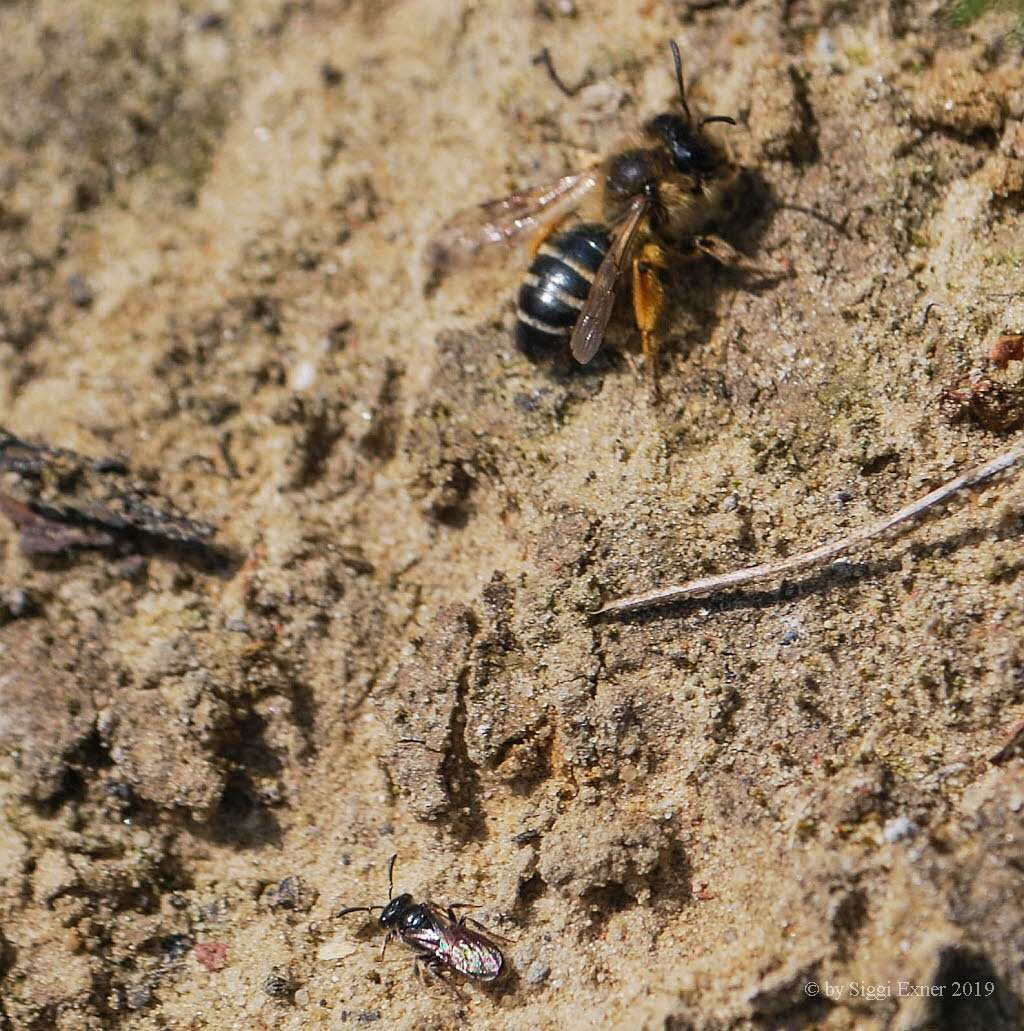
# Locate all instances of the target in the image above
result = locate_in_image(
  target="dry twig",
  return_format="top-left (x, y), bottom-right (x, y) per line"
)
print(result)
top-left (596, 436), bottom-right (1024, 615)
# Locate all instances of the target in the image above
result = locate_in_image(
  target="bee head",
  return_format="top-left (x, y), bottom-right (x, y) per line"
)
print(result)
top-left (650, 113), bottom-right (724, 177)
top-left (653, 40), bottom-right (736, 179)
top-left (379, 893), bottom-right (413, 928)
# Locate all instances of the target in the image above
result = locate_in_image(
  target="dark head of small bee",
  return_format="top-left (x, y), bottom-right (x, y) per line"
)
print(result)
top-left (379, 892), bottom-right (426, 933)
top-left (336, 863), bottom-right (426, 936)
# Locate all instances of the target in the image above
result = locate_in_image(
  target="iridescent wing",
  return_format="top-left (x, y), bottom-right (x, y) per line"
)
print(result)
top-left (426, 171), bottom-right (599, 273)
top-left (403, 921), bottom-right (447, 958)
top-left (569, 194), bottom-right (650, 365)
top-left (435, 923), bottom-right (505, 982)
top-left (396, 903), bottom-right (448, 951)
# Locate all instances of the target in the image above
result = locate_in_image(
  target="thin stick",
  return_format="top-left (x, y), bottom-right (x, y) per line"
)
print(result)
top-left (595, 436), bottom-right (1024, 615)
top-left (531, 47), bottom-right (586, 99)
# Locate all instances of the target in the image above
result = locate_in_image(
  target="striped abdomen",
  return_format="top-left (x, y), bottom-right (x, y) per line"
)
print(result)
top-left (516, 222), bottom-right (611, 358)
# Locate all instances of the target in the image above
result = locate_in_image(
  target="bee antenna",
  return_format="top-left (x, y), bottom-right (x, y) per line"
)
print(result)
top-left (669, 40), bottom-right (692, 129)
top-left (386, 853), bottom-right (398, 901)
top-left (699, 115), bottom-right (737, 129)
top-left (336, 905), bottom-right (383, 918)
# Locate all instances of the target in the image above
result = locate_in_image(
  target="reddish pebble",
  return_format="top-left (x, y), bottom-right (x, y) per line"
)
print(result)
top-left (195, 942), bottom-right (228, 972)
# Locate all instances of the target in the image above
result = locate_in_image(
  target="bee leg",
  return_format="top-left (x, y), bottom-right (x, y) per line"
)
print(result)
top-left (528, 217), bottom-right (567, 260)
top-left (693, 234), bottom-right (776, 275)
top-left (450, 908), bottom-right (484, 930)
top-left (411, 955), bottom-right (431, 985)
top-left (632, 241), bottom-right (668, 398)
top-left (457, 913), bottom-right (518, 944)
top-left (446, 903), bottom-right (482, 921)
top-left (418, 958), bottom-right (465, 1001)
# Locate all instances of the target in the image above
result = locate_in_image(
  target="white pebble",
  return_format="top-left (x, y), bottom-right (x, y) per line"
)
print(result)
top-left (883, 817), bottom-right (919, 843)
top-left (292, 360), bottom-right (317, 390)
top-left (317, 937), bottom-right (357, 962)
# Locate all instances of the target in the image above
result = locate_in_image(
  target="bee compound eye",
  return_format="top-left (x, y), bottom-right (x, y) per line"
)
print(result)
top-left (608, 151), bottom-right (651, 196)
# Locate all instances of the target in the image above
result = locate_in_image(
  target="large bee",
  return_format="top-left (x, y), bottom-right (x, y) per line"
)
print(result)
top-left (336, 854), bottom-right (505, 991)
top-left (428, 41), bottom-right (758, 395)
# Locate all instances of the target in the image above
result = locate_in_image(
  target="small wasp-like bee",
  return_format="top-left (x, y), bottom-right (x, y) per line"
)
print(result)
top-left (336, 854), bottom-right (505, 990)
top-left (429, 41), bottom-right (759, 394)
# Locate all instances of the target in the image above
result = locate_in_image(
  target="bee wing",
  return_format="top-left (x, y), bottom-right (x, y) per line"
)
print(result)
top-left (569, 195), bottom-right (650, 365)
top-left (426, 171), bottom-right (599, 273)
top-left (443, 925), bottom-right (505, 981)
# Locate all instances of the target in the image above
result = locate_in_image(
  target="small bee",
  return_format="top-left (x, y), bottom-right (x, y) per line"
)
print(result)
top-left (336, 854), bottom-right (505, 989)
top-left (428, 41), bottom-right (758, 394)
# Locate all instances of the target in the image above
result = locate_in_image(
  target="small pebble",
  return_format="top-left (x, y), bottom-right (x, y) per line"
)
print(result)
top-left (67, 273), bottom-right (95, 308)
top-left (197, 11), bottom-right (225, 31)
top-left (265, 874), bottom-right (317, 912)
top-left (321, 63), bottom-right (344, 87)
top-left (292, 360), bottom-right (317, 390)
top-left (317, 937), bottom-right (357, 962)
top-left (526, 960), bottom-right (551, 985)
top-left (116, 555), bottom-right (149, 582)
top-left (294, 988), bottom-right (310, 1006)
top-left (161, 933), bottom-right (195, 961)
top-left (126, 984), bottom-right (153, 1010)
top-left (883, 817), bottom-right (919, 843)
top-left (513, 391), bottom-right (545, 412)
top-left (2, 588), bottom-right (30, 617)
top-left (194, 942), bottom-right (228, 972)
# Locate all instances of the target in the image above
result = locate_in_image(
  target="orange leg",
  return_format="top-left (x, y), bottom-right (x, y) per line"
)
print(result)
top-left (528, 217), bottom-right (567, 259)
top-left (632, 241), bottom-right (668, 398)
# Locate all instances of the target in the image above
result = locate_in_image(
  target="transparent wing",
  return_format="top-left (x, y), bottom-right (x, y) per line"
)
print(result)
top-left (426, 171), bottom-right (599, 273)
top-left (569, 195), bottom-right (650, 365)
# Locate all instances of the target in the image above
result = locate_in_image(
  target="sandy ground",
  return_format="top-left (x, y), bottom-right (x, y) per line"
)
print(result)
top-left (2, 0), bottom-right (1024, 1028)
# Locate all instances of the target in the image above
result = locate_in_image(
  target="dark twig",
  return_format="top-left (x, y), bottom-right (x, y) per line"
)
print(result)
top-left (532, 47), bottom-right (587, 98)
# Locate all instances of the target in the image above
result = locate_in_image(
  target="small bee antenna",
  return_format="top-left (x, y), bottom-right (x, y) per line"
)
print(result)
top-left (699, 115), bottom-right (737, 129)
top-left (386, 853), bottom-right (398, 902)
top-left (669, 40), bottom-right (692, 128)
top-left (336, 904), bottom-right (384, 918)
top-left (336, 853), bottom-right (400, 918)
